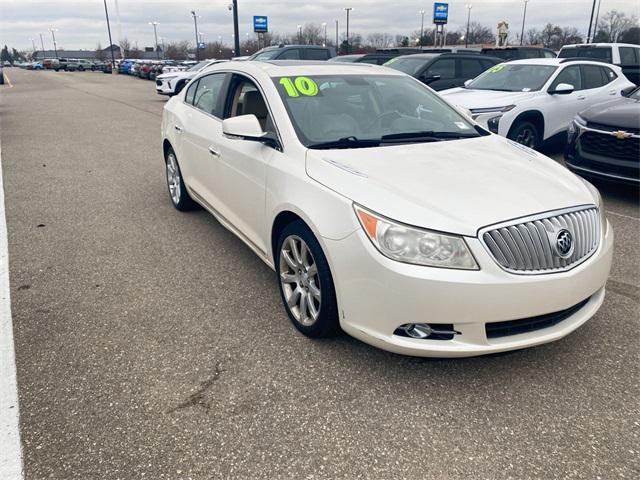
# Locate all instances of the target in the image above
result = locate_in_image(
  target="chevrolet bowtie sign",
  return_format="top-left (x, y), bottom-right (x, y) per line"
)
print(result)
top-left (433, 3), bottom-right (449, 24)
top-left (253, 16), bottom-right (268, 33)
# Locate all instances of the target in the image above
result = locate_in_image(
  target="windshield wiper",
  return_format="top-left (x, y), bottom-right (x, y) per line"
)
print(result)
top-left (307, 136), bottom-right (381, 150)
top-left (380, 131), bottom-right (479, 144)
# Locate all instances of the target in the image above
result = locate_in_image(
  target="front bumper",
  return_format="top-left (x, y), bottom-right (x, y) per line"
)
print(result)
top-left (323, 220), bottom-right (613, 358)
top-left (155, 78), bottom-right (175, 95)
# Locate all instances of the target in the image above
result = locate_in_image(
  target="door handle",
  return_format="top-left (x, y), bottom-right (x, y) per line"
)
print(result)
top-left (577, 95), bottom-right (586, 100)
top-left (608, 90), bottom-right (617, 95)
top-left (174, 125), bottom-right (183, 133)
top-left (208, 146), bottom-right (220, 157)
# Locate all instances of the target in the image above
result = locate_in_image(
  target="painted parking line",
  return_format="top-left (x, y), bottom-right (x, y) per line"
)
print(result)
top-left (2, 74), bottom-right (13, 88)
top-left (0, 143), bottom-right (23, 479)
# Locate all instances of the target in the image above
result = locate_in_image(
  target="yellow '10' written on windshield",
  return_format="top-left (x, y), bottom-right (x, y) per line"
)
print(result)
top-left (278, 77), bottom-right (319, 97)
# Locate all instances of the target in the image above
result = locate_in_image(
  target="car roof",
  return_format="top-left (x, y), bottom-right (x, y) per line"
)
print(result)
top-left (507, 58), bottom-right (617, 66)
top-left (203, 60), bottom-right (404, 77)
top-left (561, 43), bottom-right (638, 48)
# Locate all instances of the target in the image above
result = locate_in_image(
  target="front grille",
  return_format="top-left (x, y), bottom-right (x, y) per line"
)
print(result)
top-left (485, 297), bottom-right (590, 338)
top-left (586, 121), bottom-right (639, 135)
top-left (481, 206), bottom-right (600, 274)
top-left (581, 131), bottom-right (640, 161)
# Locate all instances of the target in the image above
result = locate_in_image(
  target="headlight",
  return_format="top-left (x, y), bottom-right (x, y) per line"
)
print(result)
top-left (354, 205), bottom-right (479, 270)
top-left (470, 105), bottom-right (516, 115)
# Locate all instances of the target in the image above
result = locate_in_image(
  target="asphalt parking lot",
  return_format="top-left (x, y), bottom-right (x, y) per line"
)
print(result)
top-left (1, 68), bottom-right (639, 479)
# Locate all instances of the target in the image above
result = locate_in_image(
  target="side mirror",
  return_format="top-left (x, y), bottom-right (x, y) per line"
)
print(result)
top-left (222, 115), bottom-right (280, 149)
top-left (422, 74), bottom-right (441, 84)
top-left (549, 83), bottom-right (574, 95)
top-left (223, 114), bottom-right (266, 140)
top-left (464, 79), bottom-right (473, 87)
top-left (621, 85), bottom-right (637, 97)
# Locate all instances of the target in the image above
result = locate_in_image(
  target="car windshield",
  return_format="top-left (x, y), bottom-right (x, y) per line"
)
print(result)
top-left (251, 49), bottom-right (280, 60)
top-left (558, 47), bottom-right (613, 63)
top-left (467, 64), bottom-right (557, 92)
top-left (273, 74), bottom-right (481, 149)
top-left (188, 60), bottom-right (210, 72)
top-left (384, 56), bottom-right (433, 75)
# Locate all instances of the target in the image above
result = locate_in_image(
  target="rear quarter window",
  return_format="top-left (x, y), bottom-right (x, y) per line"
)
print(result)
top-left (619, 47), bottom-right (639, 66)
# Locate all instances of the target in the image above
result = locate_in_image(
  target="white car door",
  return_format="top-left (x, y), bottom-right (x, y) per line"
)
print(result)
top-left (213, 76), bottom-right (279, 255)
top-left (545, 65), bottom-right (588, 138)
top-left (178, 72), bottom-right (229, 210)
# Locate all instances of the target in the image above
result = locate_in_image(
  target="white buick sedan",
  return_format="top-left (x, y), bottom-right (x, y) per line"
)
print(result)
top-left (161, 61), bottom-right (613, 357)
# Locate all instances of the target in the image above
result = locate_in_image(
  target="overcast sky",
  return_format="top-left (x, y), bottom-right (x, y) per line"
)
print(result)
top-left (0, 0), bottom-right (637, 51)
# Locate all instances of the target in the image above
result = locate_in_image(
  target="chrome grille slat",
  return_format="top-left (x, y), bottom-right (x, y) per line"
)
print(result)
top-left (480, 206), bottom-right (600, 274)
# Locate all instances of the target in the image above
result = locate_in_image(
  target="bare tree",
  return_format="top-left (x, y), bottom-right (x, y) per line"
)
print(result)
top-left (366, 32), bottom-right (394, 49)
top-left (165, 41), bottom-right (190, 60)
top-left (119, 38), bottom-right (132, 57)
top-left (597, 10), bottom-right (639, 42)
top-left (526, 28), bottom-right (542, 45)
top-left (559, 27), bottom-right (583, 46)
top-left (459, 22), bottom-right (494, 45)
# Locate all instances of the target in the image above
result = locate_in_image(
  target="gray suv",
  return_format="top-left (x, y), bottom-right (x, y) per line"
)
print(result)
top-left (249, 45), bottom-right (336, 61)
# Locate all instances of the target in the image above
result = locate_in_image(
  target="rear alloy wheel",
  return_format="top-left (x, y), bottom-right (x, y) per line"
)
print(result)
top-left (508, 120), bottom-right (540, 149)
top-left (165, 148), bottom-right (197, 211)
top-left (277, 221), bottom-right (339, 338)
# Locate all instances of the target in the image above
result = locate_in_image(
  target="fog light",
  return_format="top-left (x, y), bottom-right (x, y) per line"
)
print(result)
top-left (487, 115), bottom-right (501, 134)
top-left (402, 323), bottom-right (433, 339)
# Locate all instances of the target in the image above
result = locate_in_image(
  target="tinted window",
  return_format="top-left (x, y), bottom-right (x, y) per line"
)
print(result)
top-left (581, 65), bottom-right (607, 89)
top-left (425, 58), bottom-right (455, 79)
top-left (385, 56), bottom-right (433, 75)
top-left (278, 49), bottom-right (301, 60)
top-left (193, 73), bottom-right (226, 116)
top-left (558, 47), bottom-right (612, 63)
top-left (305, 49), bottom-right (330, 60)
top-left (619, 47), bottom-right (639, 65)
top-left (542, 50), bottom-right (557, 58)
top-left (550, 65), bottom-right (582, 91)
top-left (520, 49), bottom-right (541, 59)
top-left (184, 79), bottom-right (199, 104)
top-left (459, 58), bottom-right (485, 78)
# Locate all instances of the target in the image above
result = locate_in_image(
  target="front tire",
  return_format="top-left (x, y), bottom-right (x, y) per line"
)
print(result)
top-left (276, 221), bottom-right (339, 338)
top-left (508, 120), bottom-right (541, 149)
top-left (165, 148), bottom-right (197, 211)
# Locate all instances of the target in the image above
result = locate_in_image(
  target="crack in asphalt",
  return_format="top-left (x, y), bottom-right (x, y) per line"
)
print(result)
top-left (166, 363), bottom-right (223, 414)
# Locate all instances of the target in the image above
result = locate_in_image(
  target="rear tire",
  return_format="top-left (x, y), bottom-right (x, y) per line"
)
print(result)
top-left (276, 221), bottom-right (340, 338)
top-left (165, 147), bottom-right (197, 211)
top-left (508, 120), bottom-right (541, 149)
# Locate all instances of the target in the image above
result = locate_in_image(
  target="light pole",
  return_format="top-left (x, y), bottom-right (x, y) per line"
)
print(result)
top-left (191, 10), bottom-right (200, 61)
top-left (48, 28), bottom-right (58, 59)
top-left (520, 0), bottom-right (529, 46)
top-left (419, 10), bottom-right (425, 48)
top-left (593, 0), bottom-right (602, 41)
top-left (344, 7), bottom-right (353, 54)
top-left (149, 21), bottom-right (160, 60)
top-left (103, 0), bottom-right (116, 71)
top-left (30, 38), bottom-right (37, 58)
top-left (297, 25), bottom-right (303, 44)
top-left (587, 0), bottom-right (597, 42)
top-left (230, 1), bottom-right (240, 59)
top-left (465, 5), bottom-right (472, 48)
top-left (322, 22), bottom-right (327, 47)
top-left (335, 20), bottom-right (339, 48)
top-left (39, 33), bottom-right (45, 62)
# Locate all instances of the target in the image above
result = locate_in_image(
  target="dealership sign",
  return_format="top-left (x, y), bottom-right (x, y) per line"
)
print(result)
top-left (433, 3), bottom-right (449, 24)
top-left (253, 16), bottom-right (268, 33)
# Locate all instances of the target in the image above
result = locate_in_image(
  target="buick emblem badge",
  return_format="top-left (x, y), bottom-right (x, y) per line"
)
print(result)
top-left (554, 229), bottom-right (574, 258)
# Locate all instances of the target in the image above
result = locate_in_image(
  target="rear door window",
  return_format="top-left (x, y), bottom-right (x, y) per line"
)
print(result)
top-left (304, 49), bottom-right (330, 60)
top-left (278, 49), bottom-right (301, 60)
top-left (581, 65), bottom-right (607, 89)
top-left (458, 58), bottom-right (486, 78)
top-left (619, 47), bottom-right (639, 66)
top-left (192, 73), bottom-right (226, 116)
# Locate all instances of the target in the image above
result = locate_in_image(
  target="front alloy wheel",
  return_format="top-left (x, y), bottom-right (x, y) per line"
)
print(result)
top-left (279, 235), bottom-right (322, 326)
top-left (276, 221), bottom-right (339, 338)
top-left (164, 148), bottom-right (197, 211)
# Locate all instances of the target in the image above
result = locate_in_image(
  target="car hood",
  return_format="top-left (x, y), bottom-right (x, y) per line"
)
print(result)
top-left (579, 97), bottom-right (640, 130)
top-left (440, 87), bottom-right (537, 109)
top-left (157, 71), bottom-right (195, 80)
top-left (305, 135), bottom-right (595, 237)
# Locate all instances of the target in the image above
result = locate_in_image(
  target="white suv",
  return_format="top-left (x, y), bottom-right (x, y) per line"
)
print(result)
top-left (155, 59), bottom-right (226, 96)
top-left (440, 58), bottom-right (635, 148)
top-left (558, 43), bottom-right (640, 85)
